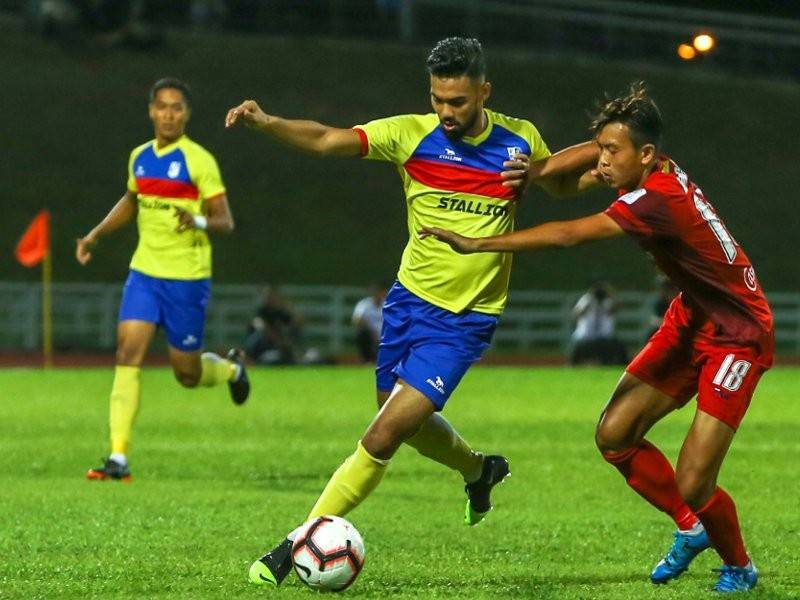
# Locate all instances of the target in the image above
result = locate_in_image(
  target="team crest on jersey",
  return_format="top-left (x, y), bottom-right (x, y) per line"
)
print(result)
top-left (506, 146), bottom-right (523, 159)
top-left (439, 147), bottom-right (463, 162)
top-left (135, 165), bottom-right (145, 176)
top-left (744, 266), bottom-right (758, 292)
top-left (167, 161), bottom-right (182, 179)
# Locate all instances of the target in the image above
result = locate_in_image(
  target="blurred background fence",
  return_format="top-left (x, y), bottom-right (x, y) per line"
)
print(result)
top-left (1, 1), bottom-right (798, 358)
top-left (2, 282), bottom-right (798, 356)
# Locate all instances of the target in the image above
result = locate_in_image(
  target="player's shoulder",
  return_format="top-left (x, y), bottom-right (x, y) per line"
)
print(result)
top-left (488, 110), bottom-right (540, 138)
top-left (178, 136), bottom-right (217, 161)
top-left (363, 113), bottom-right (438, 132)
top-left (129, 139), bottom-right (155, 160)
top-left (644, 157), bottom-right (691, 198)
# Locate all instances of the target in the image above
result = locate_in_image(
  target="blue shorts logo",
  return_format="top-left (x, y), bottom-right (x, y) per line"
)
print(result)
top-left (426, 376), bottom-right (446, 395)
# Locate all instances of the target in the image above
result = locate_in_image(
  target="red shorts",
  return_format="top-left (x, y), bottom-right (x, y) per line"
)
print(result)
top-left (627, 297), bottom-right (774, 430)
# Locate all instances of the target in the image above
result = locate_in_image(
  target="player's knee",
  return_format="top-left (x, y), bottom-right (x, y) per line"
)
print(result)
top-left (116, 346), bottom-right (141, 366)
top-left (174, 369), bottom-right (200, 388)
top-left (595, 418), bottom-right (631, 454)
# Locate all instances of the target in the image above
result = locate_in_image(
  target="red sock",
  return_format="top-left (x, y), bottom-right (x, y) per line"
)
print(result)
top-left (696, 487), bottom-right (749, 567)
top-left (603, 440), bottom-right (698, 531)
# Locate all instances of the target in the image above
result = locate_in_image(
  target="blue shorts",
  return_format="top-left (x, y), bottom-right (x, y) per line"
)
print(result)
top-left (376, 282), bottom-right (498, 410)
top-left (118, 269), bottom-right (210, 352)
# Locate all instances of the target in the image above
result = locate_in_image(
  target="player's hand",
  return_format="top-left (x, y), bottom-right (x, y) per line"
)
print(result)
top-left (75, 234), bottom-right (97, 265)
top-left (501, 153), bottom-right (530, 194)
top-left (225, 99), bottom-right (269, 129)
top-left (418, 226), bottom-right (479, 254)
top-left (174, 207), bottom-right (196, 232)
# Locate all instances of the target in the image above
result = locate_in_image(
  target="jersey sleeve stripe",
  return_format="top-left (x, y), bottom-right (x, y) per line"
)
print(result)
top-left (404, 158), bottom-right (516, 200)
top-left (353, 127), bottom-right (368, 157)
top-left (136, 177), bottom-right (200, 200)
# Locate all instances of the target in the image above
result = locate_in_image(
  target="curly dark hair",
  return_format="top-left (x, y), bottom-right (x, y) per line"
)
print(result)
top-left (591, 81), bottom-right (662, 149)
top-left (426, 37), bottom-right (486, 80)
top-left (149, 77), bottom-right (192, 107)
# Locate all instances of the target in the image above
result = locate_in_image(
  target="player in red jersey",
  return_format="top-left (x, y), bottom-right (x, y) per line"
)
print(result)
top-left (421, 82), bottom-right (773, 593)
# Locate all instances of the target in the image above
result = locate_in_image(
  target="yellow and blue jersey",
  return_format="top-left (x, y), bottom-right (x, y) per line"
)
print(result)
top-left (354, 110), bottom-right (549, 314)
top-left (126, 135), bottom-right (225, 280)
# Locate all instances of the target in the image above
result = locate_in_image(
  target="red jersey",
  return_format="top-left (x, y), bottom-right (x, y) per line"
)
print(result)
top-left (605, 157), bottom-right (773, 350)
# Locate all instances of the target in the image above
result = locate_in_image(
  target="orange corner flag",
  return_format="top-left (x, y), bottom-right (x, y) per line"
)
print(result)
top-left (15, 210), bottom-right (50, 267)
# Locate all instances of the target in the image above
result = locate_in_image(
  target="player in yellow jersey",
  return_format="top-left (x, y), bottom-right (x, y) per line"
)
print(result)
top-left (225, 38), bottom-right (596, 585)
top-left (76, 78), bottom-right (250, 482)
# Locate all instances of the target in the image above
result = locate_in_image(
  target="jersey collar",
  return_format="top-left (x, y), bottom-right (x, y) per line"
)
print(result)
top-left (152, 135), bottom-right (187, 156)
top-left (460, 109), bottom-right (493, 146)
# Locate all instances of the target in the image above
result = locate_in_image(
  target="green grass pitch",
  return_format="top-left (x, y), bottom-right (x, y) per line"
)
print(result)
top-left (1, 366), bottom-right (798, 599)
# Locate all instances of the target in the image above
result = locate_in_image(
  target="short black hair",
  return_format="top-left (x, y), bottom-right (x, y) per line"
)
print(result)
top-left (426, 37), bottom-right (486, 80)
top-left (591, 81), bottom-right (662, 149)
top-left (149, 77), bottom-right (192, 107)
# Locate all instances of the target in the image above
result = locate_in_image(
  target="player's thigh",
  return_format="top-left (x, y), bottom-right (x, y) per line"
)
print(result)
top-left (167, 346), bottom-right (203, 387)
top-left (674, 409), bottom-right (736, 507)
top-left (362, 379), bottom-right (436, 460)
top-left (116, 320), bottom-right (157, 365)
top-left (596, 372), bottom-right (682, 453)
top-left (695, 345), bottom-right (768, 432)
top-left (159, 278), bottom-right (210, 354)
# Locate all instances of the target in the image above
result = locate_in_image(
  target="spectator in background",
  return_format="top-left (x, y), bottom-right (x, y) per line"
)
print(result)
top-left (352, 282), bottom-right (388, 363)
top-left (569, 280), bottom-right (628, 366)
top-left (645, 276), bottom-right (679, 341)
top-left (244, 286), bottom-right (304, 365)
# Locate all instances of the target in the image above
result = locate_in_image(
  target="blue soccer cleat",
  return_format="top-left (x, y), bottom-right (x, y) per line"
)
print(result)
top-left (713, 562), bottom-right (758, 593)
top-left (650, 528), bottom-right (711, 583)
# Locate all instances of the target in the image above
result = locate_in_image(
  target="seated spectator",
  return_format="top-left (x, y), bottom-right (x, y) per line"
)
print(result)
top-left (351, 282), bottom-right (387, 363)
top-left (244, 286), bottom-right (304, 364)
top-left (645, 276), bottom-right (678, 341)
top-left (568, 280), bottom-right (628, 366)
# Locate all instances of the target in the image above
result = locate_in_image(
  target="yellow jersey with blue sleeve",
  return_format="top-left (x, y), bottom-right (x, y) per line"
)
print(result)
top-left (354, 110), bottom-right (549, 314)
top-left (126, 135), bottom-right (225, 280)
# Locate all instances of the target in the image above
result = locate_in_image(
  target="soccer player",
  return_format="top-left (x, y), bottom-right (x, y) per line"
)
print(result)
top-left (225, 37), bottom-right (593, 586)
top-left (421, 83), bottom-right (773, 593)
top-left (76, 77), bottom-right (250, 482)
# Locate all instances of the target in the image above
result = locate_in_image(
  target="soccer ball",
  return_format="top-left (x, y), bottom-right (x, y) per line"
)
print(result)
top-left (291, 516), bottom-right (365, 591)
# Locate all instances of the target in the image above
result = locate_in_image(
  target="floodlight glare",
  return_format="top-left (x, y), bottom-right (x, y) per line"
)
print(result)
top-left (693, 33), bottom-right (715, 53)
top-left (677, 43), bottom-right (697, 60)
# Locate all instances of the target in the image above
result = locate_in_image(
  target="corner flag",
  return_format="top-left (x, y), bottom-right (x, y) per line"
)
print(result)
top-left (15, 210), bottom-right (53, 367)
top-left (16, 210), bottom-right (50, 267)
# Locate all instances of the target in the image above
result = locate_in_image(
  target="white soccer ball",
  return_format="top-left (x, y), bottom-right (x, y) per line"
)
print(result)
top-left (291, 516), bottom-right (365, 592)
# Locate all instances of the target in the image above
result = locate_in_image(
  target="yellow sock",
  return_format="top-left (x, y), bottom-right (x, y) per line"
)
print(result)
top-left (109, 365), bottom-right (141, 455)
top-left (307, 441), bottom-right (389, 520)
top-left (199, 352), bottom-right (237, 387)
top-left (406, 414), bottom-right (483, 482)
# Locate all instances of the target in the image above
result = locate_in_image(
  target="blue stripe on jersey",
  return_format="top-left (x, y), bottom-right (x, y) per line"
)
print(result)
top-left (133, 145), bottom-right (193, 184)
top-left (408, 124), bottom-right (532, 173)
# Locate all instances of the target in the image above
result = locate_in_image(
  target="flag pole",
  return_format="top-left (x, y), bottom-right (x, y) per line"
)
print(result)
top-left (42, 248), bottom-right (53, 368)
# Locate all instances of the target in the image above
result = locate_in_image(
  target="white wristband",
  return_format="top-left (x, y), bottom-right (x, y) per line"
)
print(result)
top-left (192, 215), bottom-right (208, 230)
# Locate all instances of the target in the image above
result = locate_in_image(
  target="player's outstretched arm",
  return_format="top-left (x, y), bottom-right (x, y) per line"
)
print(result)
top-left (76, 191), bottom-right (137, 265)
top-left (225, 99), bottom-right (362, 157)
top-left (524, 141), bottom-right (604, 198)
top-left (419, 213), bottom-right (623, 254)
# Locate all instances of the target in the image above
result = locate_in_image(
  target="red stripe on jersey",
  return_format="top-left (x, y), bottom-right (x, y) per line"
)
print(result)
top-left (353, 127), bottom-right (368, 157)
top-left (136, 177), bottom-right (199, 200)
top-left (404, 158), bottom-right (516, 200)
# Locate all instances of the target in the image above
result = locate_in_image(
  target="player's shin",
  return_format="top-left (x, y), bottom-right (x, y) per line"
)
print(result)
top-left (406, 413), bottom-right (483, 482)
top-left (695, 487), bottom-right (750, 567)
top-left (109, 365), bottom-right (141, 455)
top-left (199, 352), bottom-right (237, 386)
top-left (603, 440), bottom-right (698, 530)
top-left (306, 441), bottom-right (389, 520)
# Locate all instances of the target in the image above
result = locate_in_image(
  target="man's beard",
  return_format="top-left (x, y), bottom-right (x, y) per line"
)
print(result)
top-left (441, 110), bottom-right (480, 140)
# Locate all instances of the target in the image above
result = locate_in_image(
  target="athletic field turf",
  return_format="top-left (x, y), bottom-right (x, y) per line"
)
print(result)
top-left (1, 366), bottom-right (798, 599)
